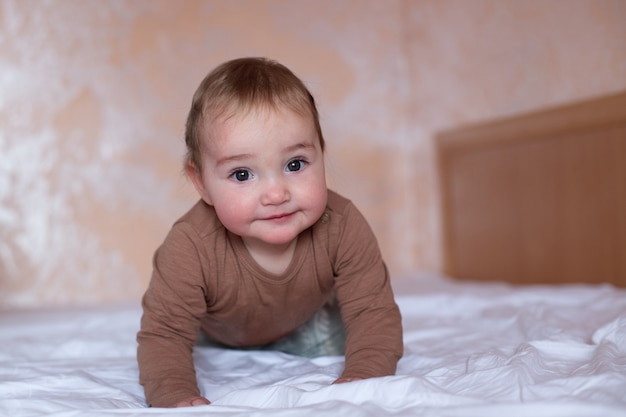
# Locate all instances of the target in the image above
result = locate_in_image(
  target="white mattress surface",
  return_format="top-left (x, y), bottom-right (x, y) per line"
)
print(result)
top-left (1, 273), bottom-right (625, 416)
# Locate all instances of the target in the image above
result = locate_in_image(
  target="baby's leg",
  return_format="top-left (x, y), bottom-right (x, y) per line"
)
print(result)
top-left (266, 300), bottom-right (346, 357)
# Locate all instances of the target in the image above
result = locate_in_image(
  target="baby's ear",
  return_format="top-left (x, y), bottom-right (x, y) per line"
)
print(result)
top-left (185, 160), bottom-right (213, 205)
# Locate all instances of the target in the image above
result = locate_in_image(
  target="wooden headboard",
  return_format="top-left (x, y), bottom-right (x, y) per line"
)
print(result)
top-left (437, 91), bottom-right (626, 287)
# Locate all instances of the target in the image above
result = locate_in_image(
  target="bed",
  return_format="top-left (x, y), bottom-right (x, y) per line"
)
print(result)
top-left (2, 273), bottom-right (626, 417)
top-left (2, 91), bottom-right (626, 416)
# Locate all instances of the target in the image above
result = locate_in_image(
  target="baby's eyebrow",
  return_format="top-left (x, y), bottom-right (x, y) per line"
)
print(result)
top-left (284, 142), bottom-right (316, 153)
top-left (216, 153), bottom-right (253, 167)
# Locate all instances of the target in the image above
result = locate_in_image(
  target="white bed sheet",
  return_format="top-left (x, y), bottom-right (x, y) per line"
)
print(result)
top-left (1, 273), bottom-right (625, 417)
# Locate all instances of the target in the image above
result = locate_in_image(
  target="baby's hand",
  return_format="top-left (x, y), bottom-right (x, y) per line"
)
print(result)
top-left (333, 377), bottom-right (363, 384)
top-left (173, 396), bottom-right (211, 407)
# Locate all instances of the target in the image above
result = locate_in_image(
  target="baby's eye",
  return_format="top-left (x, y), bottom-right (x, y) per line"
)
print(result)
top-left (231, 169), bottom-right (253, 182)
top-left (286, 159), bottom-right (306, 172)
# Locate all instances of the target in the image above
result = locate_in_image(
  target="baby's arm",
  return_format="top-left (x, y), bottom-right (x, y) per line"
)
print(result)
top-left (137, 314), bottom-right (206, 406)
top-left (332, 203), bottom-right (404, 381)
top-left (137, 297), bottom-right (206, 407)
top-left (335, 266), bottom-right (402, 381)
top-left (137, 225), bottom-right (212, 407)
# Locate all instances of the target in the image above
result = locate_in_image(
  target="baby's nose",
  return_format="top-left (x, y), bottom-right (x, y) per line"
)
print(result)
top-left (261, 179), bottom-right (290, 205)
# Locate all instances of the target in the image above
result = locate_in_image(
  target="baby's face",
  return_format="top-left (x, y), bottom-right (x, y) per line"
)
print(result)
top-left (192, 106), bottom-right (327, 250)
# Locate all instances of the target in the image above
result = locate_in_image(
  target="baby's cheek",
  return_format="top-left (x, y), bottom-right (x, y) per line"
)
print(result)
top-left (214, 202), bottom-right (252, 233)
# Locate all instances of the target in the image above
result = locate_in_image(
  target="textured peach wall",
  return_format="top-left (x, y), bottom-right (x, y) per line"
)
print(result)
top-left (1, 0), bottom-right (625, 307)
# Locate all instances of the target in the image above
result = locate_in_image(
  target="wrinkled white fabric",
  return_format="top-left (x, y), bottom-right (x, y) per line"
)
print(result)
top-left (1, 273), bottom-right (625, 416)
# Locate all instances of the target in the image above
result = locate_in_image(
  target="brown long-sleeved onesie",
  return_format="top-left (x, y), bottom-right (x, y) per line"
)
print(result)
top-left (137, 190), bottom-right (403, 407)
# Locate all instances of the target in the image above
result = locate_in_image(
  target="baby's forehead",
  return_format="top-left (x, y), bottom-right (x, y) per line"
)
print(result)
top-left (201, 103), bottom-right (315, 143)
top-left (205, 102), bottom-right (310, 131)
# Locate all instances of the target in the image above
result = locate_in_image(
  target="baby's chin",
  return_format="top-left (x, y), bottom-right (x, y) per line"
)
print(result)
top-left (254, 218), bottom-right (318, 243)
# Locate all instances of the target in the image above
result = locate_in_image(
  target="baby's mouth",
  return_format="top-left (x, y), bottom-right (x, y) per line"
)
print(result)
top-left (264, 212), bottom-right (295, 221)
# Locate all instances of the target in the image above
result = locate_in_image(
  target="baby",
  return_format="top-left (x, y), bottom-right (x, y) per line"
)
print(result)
top-left (136, 57), bottom-right (403, 408)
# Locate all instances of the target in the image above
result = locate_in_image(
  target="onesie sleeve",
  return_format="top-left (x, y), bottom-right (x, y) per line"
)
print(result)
top-left (136, 224), bottom-right (209, 407)
top-left (331, 202), bottom-right (403, 380)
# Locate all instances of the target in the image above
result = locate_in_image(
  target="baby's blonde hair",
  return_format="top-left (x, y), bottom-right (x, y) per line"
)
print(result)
top-left (185, 57), bottom-right (325, 173)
